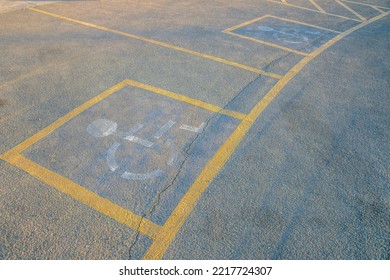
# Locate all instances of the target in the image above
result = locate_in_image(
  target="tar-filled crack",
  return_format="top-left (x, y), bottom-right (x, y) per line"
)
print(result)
top-left (128, 52), bottom-right (295, 259)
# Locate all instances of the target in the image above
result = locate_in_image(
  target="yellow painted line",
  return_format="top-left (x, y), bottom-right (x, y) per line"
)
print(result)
top-left (267, 15), bottom-right (341, 33)
top-left (308, 0), bottom-right (326, 13)
top-left (281, 0), bottom-right (287, 4)
top-left (124, 80), bottom-right (246, 120)
top-left (223, 30), bottom-right (310, 56)
top-left (224, 14), bottom-right (340, 36)
top-left (1, 154), bottom-right (161, 239)
top-left (223, 15), bottom-right (269, 33)
top-left (371, 6), bottom-right (386, 13)
top-left (264, 0), bottom-right (363, 22)
top-left (143, 10), bottom-right (389, 260)
top-left (0, 80), bottom-right (128, 162)
top-left (28, 7), bottom-right (281, 80)
top-left (335, 0), bottom-right (367, 21)
top-left (0, 78), bottom-right (245, 239)
top-left (341, 0), bottom-right (390, 10)
top-left (223, 15), bottom-right (341, 57)
top-left (223, 15), bottom-right (341, 33)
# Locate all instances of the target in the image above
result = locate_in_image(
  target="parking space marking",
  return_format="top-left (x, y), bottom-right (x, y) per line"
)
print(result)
top-left (334, 0), bottom-right (367, 20)
top-left (7, 154), bottom-right (161, 239)
top-left (3, 1), bottom-right (388, 259)
top-left (265, 0), bottom-right (363, 22)
top-left (123, 80), bottom-right (247, 120)
top-left (223, 15), bottom-right (340, 56)
top-left (371, 5), bottom-right (387, 13)
top-left (0, 80), bottom-right (129, 163)
top-left (228, 30), bottom-right (312, 55)
top-left (28, 7), bottom-right (282, 79)
top-left (0, 79), bottom-right (245, 241)
top-left (309, 0), bottom-right (327, 13)
top-left (341, 0), bottom-right (390, 11)
top-left (143, 10), bottom-right (389, 260)
top-left (0, 80), bottom-right (245, 164)
top-left (224, 15), bottom-right (341, 34)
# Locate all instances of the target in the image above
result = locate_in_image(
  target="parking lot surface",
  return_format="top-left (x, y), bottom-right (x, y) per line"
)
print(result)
top-left (0, 0), bottom-right (389, 259)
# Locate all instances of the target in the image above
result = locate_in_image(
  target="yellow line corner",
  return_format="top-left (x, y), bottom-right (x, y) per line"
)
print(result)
top-left (28, 7), bottom-right (281, 79)
top-left (7, 154), bottom-right (161, 239)
top-left (143, 10), bottom-right (390, 260)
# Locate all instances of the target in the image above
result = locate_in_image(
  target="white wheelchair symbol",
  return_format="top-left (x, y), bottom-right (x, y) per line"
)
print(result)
top-left (249, 25), bottom-right (320, 44)
top-left (87, 118), bottom-right (205, 180)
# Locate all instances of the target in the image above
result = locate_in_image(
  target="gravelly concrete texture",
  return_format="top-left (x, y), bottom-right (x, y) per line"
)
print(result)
top-left (0, 0), bottom-right (389, 259)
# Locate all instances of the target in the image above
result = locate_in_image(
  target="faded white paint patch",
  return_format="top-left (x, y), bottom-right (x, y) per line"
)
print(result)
top-left (106, 141), bottom-right (120, 171)
top-left (87, 119), bottom-right (117, 137)
top-left (121, 169), bottom-right (164, 180)
top-left (117, 123), bottom-right (144, 138)
top-left (125, 135), bottom-right (154, 147)
top-left (179, 122), bottom-right (205, 133)
top-left (153, 120), bottom-right (176, 139)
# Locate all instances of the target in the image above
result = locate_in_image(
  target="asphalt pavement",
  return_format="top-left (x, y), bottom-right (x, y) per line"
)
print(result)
top-left (0, 0), bottom-right (389, 259)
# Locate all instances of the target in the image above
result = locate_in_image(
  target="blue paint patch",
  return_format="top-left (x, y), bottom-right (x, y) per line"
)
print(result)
top-left (232, 17), bottom-right (338, 53)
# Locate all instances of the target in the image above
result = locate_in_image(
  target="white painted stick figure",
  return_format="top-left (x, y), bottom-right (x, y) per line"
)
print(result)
top-left (86, 118), bottom-right (204, 181)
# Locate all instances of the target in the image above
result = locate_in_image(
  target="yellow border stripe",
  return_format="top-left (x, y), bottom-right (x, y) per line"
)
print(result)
top-left (225, 14), bottom-right (341, 36)
top-left (6, 154), bottom-right (161, 239)
top-left (372, 6), bottom-right (386, 13)
top-left (1, 80), bottom-right (128, 162)
top-left (224, 31), bottom-right (310, 56)
top-left (223, 15), bottom-right (269, 33)
top-left (266, 15), bottom-right (341, 33)
top-left (124, 80), bottom-right (246, 120)
top-left (341, 0), bottom-right (390, 10)
top-left (0, 78), bottom-right (245, 240)
top-left (223, 15), bottom-right (341, 57)
top-left (143, 11), bottom-right (389, 260)
top-left (28, 7), bottom-right (281, 80)
top-left (264, 0), bottom-right (362, 22)
top-left (309, 0), bottom-right (326, 13)
top-left (335, 0), bottom-right (367, 21)
top-left (2, 79), bottom-right (246, 161)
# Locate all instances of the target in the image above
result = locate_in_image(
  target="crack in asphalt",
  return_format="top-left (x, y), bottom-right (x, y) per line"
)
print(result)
top-left (127, 113), bottom-right (216, 259)
top-left (127, 52), bottom-right (296, 259)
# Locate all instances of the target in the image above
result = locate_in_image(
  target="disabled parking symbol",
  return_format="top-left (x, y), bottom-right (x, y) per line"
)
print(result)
top-left (86, 118), bottom-right (205, 181)
top-left (20, 81), bottom-right (241, 223)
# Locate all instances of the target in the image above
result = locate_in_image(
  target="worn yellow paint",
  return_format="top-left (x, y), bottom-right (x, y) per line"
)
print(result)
top-left (264, 0), bottom-right (363, 22)
top-left (309, 0), bottom-right (326, 13)
top-left (28, 7), bottom-right (281, 80)
top-left (0, 80), bottom-right (128, 163)
top-left (269, 15), bottom-right (341, 33)
top-left (1, 78), bottom-right (244, 164)
top-left (341, 0), bottom-right (390, 11)
top-left (223, 15), bottom-right (340, 56)
top-left (3, 154), bottom-right (161, 239)
top-left (0, 77), bottom-right (246, 240)
top-left (224, 30), bottom-right (310, 56)
top-left (334, 0), bottom-right (367, 21)
top-left (371, 5), bottom-right (386, 13)
top-left (223, 15), bottom-right (270, 33)
top-left (143, 10), bottom-right (389, 260)
top-left (124, 80), bottom-right (246, 120)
